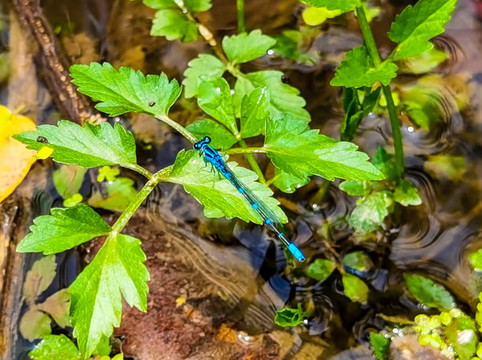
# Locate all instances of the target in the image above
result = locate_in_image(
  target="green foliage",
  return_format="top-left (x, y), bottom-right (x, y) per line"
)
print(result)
top-left (302, 6), bottom-right (342, 26)
top-left (240, 86), bottom-right (269, 138)
top-left (370, 332), bottom-right (390, 360)
top-left (235, 71), bottom-right (310, 122)
top-left (29, 334), bottom-right (80, 360)
top-left (299, 0), bottom-right (361, 13)
top-left (445, 316), bottom-right (478, 360)
top-left (186, 119), bottom-right (237, 150)
top-left (331, 46), bottom-right (398, 88)
top-left (166, 150), bottom-right (287, 224)
top-left (183, 54), bottom-right (227, 98)
top-left (144, 0), bottom-right (212, 42)
top-left (470, 249), bottom-right (482, 272)
top-left (343, 251), bottom-right (372, 273)
top-left (274, 304), bottom-right (308, 327)
top-left (272, 29), bottom-right (319, 65)
top-left (222, 30), bottom-right (276, 65)
top-left (70, 234), bottom-right (149, 358)
top-left (17, 204), bottom-right (111, 255)
top-left (341, 87), bottom-right (380, 141)
top-left (393, 179), bottom-right (422, 206)
top-left (53, 165), bottom-right (87, 199)
top-left (306, 259), bottom-right (335, 282)
top-left (404, 273), bottom-right (456, 311)
top-left (388, 0), bottom-right (457, 60)
top-left (349, 191), bottom-right (393, 232)
top-left (14, 121), bottom-right (137, 169)
top-left (71, 62), bottom-right (181, 117)
top-left (88, 177), bottom-right (138, 212)
top-left (264, 115), bottom-right (383, 182)
top-left (342, 273), bottom-right (369, 303)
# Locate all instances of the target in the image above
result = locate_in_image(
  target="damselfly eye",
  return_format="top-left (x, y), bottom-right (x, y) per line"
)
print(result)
top-left (204, 136), bottom-right (211, 144)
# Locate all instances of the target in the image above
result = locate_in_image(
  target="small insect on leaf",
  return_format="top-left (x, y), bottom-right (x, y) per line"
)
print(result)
top-left (36, 136), bottom-right (49, 143)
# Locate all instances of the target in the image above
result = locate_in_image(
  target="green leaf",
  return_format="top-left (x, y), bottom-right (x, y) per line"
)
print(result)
top-left (151, 9), bottom-right (199, 42)
top-left (14, 121), bottom-right (137, 169)
top-left (424, 155), bottom-right (466, 181)
top-left (240, 87), bottom-right (269, 138)
top-left (17, 204), bottom-right (111, 255)
top-left (166, 150), bottom-right (287, 224)
top-left (186, 119), bottom-right (237, 151)
top-left (182, 54), bottom-right (226, 98)
top-left (88, 177), bottom-right (138, 212)
top-left (343, 251), bottom-right (373, 273)
top-left (272, 30), bottom-right (319, 65)
top-left (264, 115), bottom-right (384, 182)
top-left (29, 334), bottom-right (80, 360)
top-left (372, 147), bottom-right (398, 181)
top-left (341, 87), bottom-right (380, 141)
top-left (71, 62), bottom-right (181, 116)
top-left (349, 191), bottom-right (394, 232)
top-left (331, 46), bottom-right (398, 88)
top-left (398, 47), bottom-right (448, 74)
top-left (197, 78), bottom-right (238, 135)
top-left (388, 0), bottom-right (457, 60)
top-left (469, 249), bottom-right (482, 272)
top-left (339, 180), bottom-right (369, 197)
top-left (143, 0), bottom-right (211, 12)
top-left (393, 179), bottom-right (421, 206)
top-left (20, 309), bottom-right (52, 341)
top-left (370, 332), bottom-right (390, 360)
top-left (53, 165), bottom-right (87, 199)
top-left (234, 71), bottom-right (310, 122)
top-left (222, 30), bottom-right (276, 65)
top-left (306, 259), bottom-right (335, 282)
top-left (400, 83), bottom-right (443, 130)
top-left (342, 273), bottom-right (369, 303)
top-left (70, 234), bottom-right (149, 358)
top-left (444, 315), bottom-right (478, 360)
top-left (274, 304), bottom-right (307, 327)
top-left (299, 0), bottom-right (361, 13)
top-left (302, 6), bottom-right (342, 26)
top-left (272, 167), bottom-right (310, 194)
top-left (23, 255), bottom-right (57, 305)
top-left (404, 273), bottom-right (456, 311)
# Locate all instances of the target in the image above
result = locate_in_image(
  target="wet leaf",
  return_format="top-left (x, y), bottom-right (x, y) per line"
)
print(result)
top-left (342, 273), bottom-right (369, 303)
top-left (71, 62), bottom-right (181, 117)
top-left (143, 0), bottom-right (211, 13)
top-left (393, 179), bottom-right (421, 206)
top-left (183, 54), bottom-right (226, 98)
top-left (424, 155), bottom-right (466, 181)
top-left (389, 0), bottom-right (457, 60)
top-left (265, 115), bottom-right (384, 183)
top-left (349, 191), bottom-right (394, 232)
top-left (398, 47), bottom-right (448, 74)
top-left (332, 46), bottom-right (398, 88)
top-left (53, 165), bottom-right (87, 199)
top-left (240, 87), bottom-right (269, 138)
top-left (234, 70), bottom-right (310, 122)
top-left (273, 167), bottom-right (309, 194)
top-left (14, 121), bottom-right (137, 170)
top-left (339, 180), bottom-right (370, 196)
top-left (341, 87), bottom-right (380, 141)
top-left (0, 105), bottom-right (37, 203)
top-left (372, 147), bottom-right (398, 181)
top-left (70, 234), bottom-right (149, 359)
top-left (400, 84), bottom-right (443, 130)
top-left (17, 204), bottom-right (111, 255)
top-left (343, 251), bottom-right (372, 273)
top-left (404, 273), bottom-right (455, 311)
top-left (302, 6), bottom-right (342, 26)
top-left (186, 119), bottom-right (237, 151)
top-left (274, 304), bottom-right (307, 327)
top-left (37, 289), bottom-right (71, 328)
top-left (93, 335), bottom-right (111, 356)
top-left (151, 9), bottom-right (199, 42)
top-left (222, 30), bottom-right (276, 65)
top-left (300, 0), bottom-right (361, 13)
top-left (469, 249), bottom-right (482, 272)
top-left (166, 150), bottom-right (287, 224)
top-left (444, 315), bottom-right (478, 360)
top-left (23, 255), bottom-right (57, 305)
top-left (88, 177), bottom-right (137, 212)
top-left (370, 332), bottom-right (390, 360)
top-left (306, 259), bottom-right (335, 282)
top-left (20, 309), bottom-right (52, 341)
top-left (197, 78), bottom-right (237, 135)
top-left (29, 334), bottom-right (80, 360)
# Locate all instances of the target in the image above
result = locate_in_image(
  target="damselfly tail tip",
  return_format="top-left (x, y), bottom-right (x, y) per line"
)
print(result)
top-left (288, 243), bottom-right (305, 262)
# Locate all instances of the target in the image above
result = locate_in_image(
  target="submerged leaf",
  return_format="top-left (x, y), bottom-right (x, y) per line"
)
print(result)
top-left (17, 204), bottom-right (111, 254)
top-left (70, 234), bottom-right (149, 358)
top-left (71, 62), bottom-right (181, 116)
top-left (88, 177), bottom-right (137, 212)
top-left (23, 255), bottom-right (57, 305)
top-left (349, 191), bottom-right (393, 232)
top-left (53, 165), bottom-right (87, 199)
top-left (342, 273), bottom-right (369, 303)
top-left (306, 259), bottom-right (335, 282)
top-left (14, 121), bottom-right (137, 170)
top-left (404, 273), bottom-right (455, 311)
top-left (370, 332), bottom-right (390, 360)
top-left (393, 179), bottom-right (421, 206)
top-left (274, 304), bottom-right (307, 327)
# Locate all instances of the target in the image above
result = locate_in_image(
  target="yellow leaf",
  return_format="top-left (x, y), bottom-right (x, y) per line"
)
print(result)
top-left (0, 105), bottom-right (37, 203)
top-left (36, 146), bottom-right (54, 159)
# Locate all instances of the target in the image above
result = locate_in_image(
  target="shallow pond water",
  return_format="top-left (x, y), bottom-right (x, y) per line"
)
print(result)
top-left (1, 0), bottom-right (482, 359)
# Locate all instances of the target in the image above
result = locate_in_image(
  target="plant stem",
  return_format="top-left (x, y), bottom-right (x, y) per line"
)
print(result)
top-left (125, 164), bottom-right (154, 181)
top-left (156, 114), bottom-right (198, 144)
top-left (238, 140), bottom-right (265, 183)
top-left (355, 6), bottom-right (405, 178)
top-left (225, 147), bottom-right (265, 155)
top-left (236, 0), bottom-right (246, 33)
top-left (111, 167), bottom-right (170, 234)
